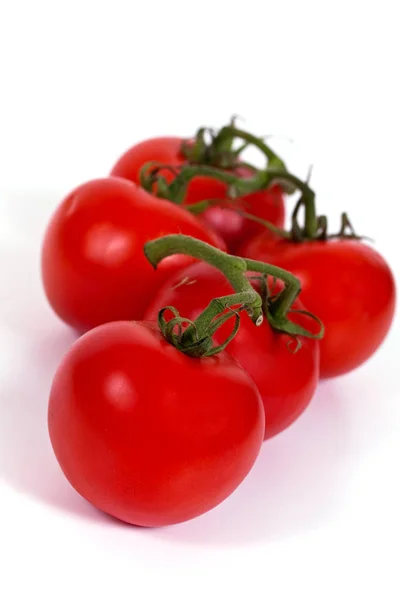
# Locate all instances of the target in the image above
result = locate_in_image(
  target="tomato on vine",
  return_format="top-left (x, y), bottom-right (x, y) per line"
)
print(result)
top-left (51, 234), bottom-right (315, 526)
top-left (238, 172), bottom-right (396, 378)
top-left (110, 123), bottom-right (287, 252)
top-left (145, 261), bottom-right (321, 439)
top-left (48, 234), bottom-right (322, 525)
top-left (48, 319), bottom-right (265, 527)
top-left (41, 177), bottom-right (224, 332)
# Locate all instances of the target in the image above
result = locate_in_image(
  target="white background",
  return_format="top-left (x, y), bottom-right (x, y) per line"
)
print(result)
top-left (1, 1), bottom-right (399, 598)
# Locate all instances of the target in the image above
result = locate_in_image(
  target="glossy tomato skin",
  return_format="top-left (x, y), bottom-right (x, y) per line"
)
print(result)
top-left (110, 137), bottom-right (185, 184)
top-left (111, 138), bottom-right (285, 252)
top-left (240, 235), bottom-right (396, 378)
top-left (41, 177), bottom-right (224, 332)
top-left (184, 173), bottom-right (285, 254)
top-left (48, 320), bottom-right (264, 527)
top-left (144, 263), bottom-right (320, 439)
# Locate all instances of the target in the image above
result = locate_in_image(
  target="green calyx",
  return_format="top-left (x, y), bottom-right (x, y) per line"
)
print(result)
top-left (140, 162), bottom-right (296, 223)
top-left (139, 117), bottom-right (294, 210)
top-left (234, 170), bottom-right (366, 243)
top-left (139, 118), bottom-right (365, 244)
top-left (179, 118), bottom-right (288, 174)
top-left (144, 235), bottom-right (324, 358)
top-left (265, 172), bottom-right (365, 242)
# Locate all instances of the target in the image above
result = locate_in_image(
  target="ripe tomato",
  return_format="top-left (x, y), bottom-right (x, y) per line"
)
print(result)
top-left (41, 177), bottom-right (224, 332)
top-left (110, 136), bottom-right (184, 183)
top-left (48, 320), bottom-right (264, 526)
top-left (144, 262), bottom-right (320, 439)
top-left (239, 235), bottom-right (396, 378)
top-left (184, 170), bottom-right (285, 254)
top-left (111, 137), bottom-right (285, 252)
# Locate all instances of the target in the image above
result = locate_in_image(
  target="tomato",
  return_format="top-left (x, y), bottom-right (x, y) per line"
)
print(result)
top-left (239, 235), bottom-right (396, 378)
top-left (41, 177), bottom-right (224, 332)
top-left (144, 262), bottom-right (320, 439)
top-left (48, 320), bottom-right (264, 526)
top-left (111, 137), bottom-right (285, 252)
top-left (110, 136), bottom-right (184, 182)
top-left (184, 171), bottom-right (285, 254)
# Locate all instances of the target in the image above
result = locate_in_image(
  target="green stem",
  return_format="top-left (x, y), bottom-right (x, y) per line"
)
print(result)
top-left (144, 235), bottom-right (323, 356)
top-left (303, 195), bottom-right (318, 238)
top-left (214, 125), bottom-right (287, 169)
top-left (244, 257), bottom-right (298, 315)
top-left (180, 120), bottom-right (288, 173)
top-left (141, 162), bottom-right (294, 206)
top-left (175, 165), bottom-right (319, 240)
top-left (140, 160), bottom-right (320, 241)
top-left (181, 291), bottom-right (256, 352)
top-left (181, 127), bottom-right (219, 165)
top-left (144, 234), bottom-right (263, 324)
top-left (245, 258), bottom-right (324, 340)
top-left (165, 165), bottom-right (265, 204)
top-left (255, 168), bottom-right (313, 196)
top-left (235, 210), bottom-right (291, 239)
top-left (254, 169), bottom-right (318, 239)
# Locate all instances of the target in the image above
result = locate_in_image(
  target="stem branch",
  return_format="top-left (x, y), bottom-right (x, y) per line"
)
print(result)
top-left (144, 235), bottom-right (323, 356)
top-left (215, 126), bottom-right (287, 169)
top-left (144, 234), bottom-right (263, 325)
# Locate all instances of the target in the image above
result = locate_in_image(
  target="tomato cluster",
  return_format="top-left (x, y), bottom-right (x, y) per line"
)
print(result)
top-left (111, 136), bottom-right (285, 253)
top-left (42, 120), bottom-right (396, 527)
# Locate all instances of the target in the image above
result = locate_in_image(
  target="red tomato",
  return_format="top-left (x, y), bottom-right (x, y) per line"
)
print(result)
top-left (48, 320), bottom-right (264, 526)
top-left (239, 235), bottom-right (396, 378)
top-left (111, 137), bottom-right (285, 252)
top-left (41, 177), bottom-right (224, 332)
top-left (110, 137), bottom-right (184, 188)
top-left (144, 262), bottom-right (320, 439)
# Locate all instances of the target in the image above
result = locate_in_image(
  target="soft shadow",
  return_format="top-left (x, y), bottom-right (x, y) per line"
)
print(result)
top-left (0, 319), bottom-right (107, 522)
top-left (150, 379), bottom-right (351, 546)
top-left (0, 196), bottom-right (109, 523)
